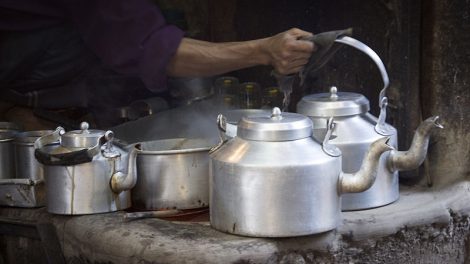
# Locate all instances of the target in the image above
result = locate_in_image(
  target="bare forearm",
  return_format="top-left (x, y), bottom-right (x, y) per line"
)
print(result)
top-left (166, 28), bottom-right (315, 77)
top-left (166, 38), bottom-right (270, 77)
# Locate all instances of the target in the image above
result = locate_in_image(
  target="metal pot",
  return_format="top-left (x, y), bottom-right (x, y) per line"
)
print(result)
top-left (34, 122), bottom-right (138, 215)
top-left (133, 138), bottom-right (212, 210)
top-left (297, 36), bottom-right (443, 211)
top-left (14, 130), bottom-right (53, 180)
top-left (209, 107), bottom-right (392, 237)
top-left (0, 122), bottom-right (20, 179)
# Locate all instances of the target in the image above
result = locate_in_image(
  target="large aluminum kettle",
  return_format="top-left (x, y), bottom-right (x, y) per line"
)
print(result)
top-left (209, 107), bottom-right (393, 237)
top-left (34, 122), bottom-right (138, 215)
top-left (297, 36), bottom-right (443, 211)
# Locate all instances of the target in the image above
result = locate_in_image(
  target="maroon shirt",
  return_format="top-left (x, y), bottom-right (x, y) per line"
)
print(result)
top-left (0, 0), bottom-right (185, 92)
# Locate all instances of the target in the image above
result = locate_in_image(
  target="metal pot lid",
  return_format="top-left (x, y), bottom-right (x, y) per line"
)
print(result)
top-left (237, 107), bottom-right (313, 141)
top-left (60, 122), bottom-right (105, 148)
top-left (297, 86), bottom-right (370, 117)
top-left (138, 138), bottom-right (213, 155)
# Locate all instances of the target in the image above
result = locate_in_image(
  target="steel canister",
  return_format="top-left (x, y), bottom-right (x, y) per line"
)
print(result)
top-left (0, 122), bottom-right (20, 179)
top-left (14, 130), bottom-right (53, 180)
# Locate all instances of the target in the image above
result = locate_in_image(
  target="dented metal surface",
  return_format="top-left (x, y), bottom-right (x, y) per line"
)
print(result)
top-left (0, 179), bottom-right (45, 207)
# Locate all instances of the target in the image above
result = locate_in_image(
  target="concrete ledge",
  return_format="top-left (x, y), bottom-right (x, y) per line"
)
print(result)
top-left (2, 181), bottom-right (470, 263)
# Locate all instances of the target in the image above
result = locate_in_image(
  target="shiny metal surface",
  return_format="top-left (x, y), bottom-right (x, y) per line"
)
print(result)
top-left (210, 137), bottom-right (341, 237)
top-left (296, 87), bottom-right (370, 117)
top-left (14, 130), bottom-right (53, 180)
top-left (237, 108), bottom-right (313, 141)
top-left (225, 109), bottom-right (270, 138)
top-left (35, 124), bottom-right (137, 215)
top-left (133, 138), bottom-right (212, 210)
top-left (60, 122), bottom-right (105, 148)
top-left (209, 111), bottom-right (391, 237)
top-left (309, 114), bottom-right (399, 210)
top-left (305, 111), bottom-right (440, 211)
top-left (43, 152), bottom-right (131, 214)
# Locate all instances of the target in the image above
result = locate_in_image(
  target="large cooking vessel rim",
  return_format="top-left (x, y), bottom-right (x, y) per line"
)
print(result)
top-left (137, 138), bottom-right (213, 155)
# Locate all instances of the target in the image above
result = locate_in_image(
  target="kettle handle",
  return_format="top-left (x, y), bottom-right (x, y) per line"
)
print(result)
top-left (209, 114), bottom-right (228, 154)
top-left (334, 36), bottom-right (393, 135)
top-left (321, 117), bottom-right (342, 157)
top-left (34, 126), bottom-right (107, 166)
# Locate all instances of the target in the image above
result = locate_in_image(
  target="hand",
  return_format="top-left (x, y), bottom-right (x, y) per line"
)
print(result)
top-left (262, 28), bottom-right (315, 75)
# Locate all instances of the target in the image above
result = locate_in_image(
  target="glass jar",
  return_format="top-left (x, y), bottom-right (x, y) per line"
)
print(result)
top-left (239, 82), bottom-right (261, 109)
top-left (215, 76), bottom-right (239, 107)
top-left (262, 87), bottom-right (283, 108)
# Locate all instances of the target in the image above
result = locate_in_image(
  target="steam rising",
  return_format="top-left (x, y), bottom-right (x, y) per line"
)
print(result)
top-left (111, 97), bottom-right (234, 145)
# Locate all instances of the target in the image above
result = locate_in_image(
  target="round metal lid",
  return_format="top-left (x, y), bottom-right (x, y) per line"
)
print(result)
top-left (60, 122), bottom-right (105, 148)
top-left (297, 86), bottom-right (370, 117)
top-left (237, 107), bottom-right (313, 141)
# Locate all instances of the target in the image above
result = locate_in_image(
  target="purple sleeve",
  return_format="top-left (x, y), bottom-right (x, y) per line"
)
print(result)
top-left (59, 0), bottom-right (184, 92)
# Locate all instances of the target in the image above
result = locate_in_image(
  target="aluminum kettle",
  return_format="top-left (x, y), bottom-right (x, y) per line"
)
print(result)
top-left (297, 36), bottom-right (443, 211)
top-left (34, 122), bottom-right (138, 215)
top-left (209, 107), bottom-right (393, 237)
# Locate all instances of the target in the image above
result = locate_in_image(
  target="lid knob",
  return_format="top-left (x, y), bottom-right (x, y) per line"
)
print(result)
top-left (80, 122), bottom-right (90, 134)
top-left (329, 86), bottom-right (338, 100)
top-left (271, 107), bottom-right (282, 120)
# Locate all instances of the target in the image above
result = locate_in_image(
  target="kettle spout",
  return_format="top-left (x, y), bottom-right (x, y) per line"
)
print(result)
top-left (388, 116), bottom-right (443, 174)
top-left (110, 145), bottom-right (139, 193)
top-left (339, 137), bottom-right (394, 193)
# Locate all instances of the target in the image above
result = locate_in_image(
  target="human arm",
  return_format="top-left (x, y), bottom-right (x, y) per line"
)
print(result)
top-left (166, 28), bottom-right (315, 77)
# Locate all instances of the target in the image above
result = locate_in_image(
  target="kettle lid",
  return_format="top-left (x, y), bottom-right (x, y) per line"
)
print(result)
top-left (297, 86), bottom-right (370, 117)
top-left (237, 107), bottom-right (312, 141)
top-left (60, 122), bottom-right (105, 148)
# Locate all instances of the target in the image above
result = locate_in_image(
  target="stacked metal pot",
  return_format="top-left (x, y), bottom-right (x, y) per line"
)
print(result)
top-left (0, 122), bottom-right (51, 207)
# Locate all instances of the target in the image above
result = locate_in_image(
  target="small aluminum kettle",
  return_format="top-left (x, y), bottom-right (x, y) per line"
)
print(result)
top-left (297, 37), bottom-right (443, 211)
top-left (34, 122), bottom-right (138, 215)
top-left (209, 107), bottom-right (392, 237)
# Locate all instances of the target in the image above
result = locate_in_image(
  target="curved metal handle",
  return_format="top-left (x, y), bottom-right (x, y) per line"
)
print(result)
top-left (33, 126), bottom-right (64, 149)
top-left (321, 117), bottom-right (341, 157)
top-left (33, 126), bottom-right (108, 166)
top-left (334, 36), bottom-right (390, 104)
top-left (334, 36), bottom-right (393, 135)
top-left (209, 114), bottom-right (228, 154)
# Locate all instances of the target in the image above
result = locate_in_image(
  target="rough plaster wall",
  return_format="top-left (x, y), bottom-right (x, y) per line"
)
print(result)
top-left (421, 0), bottom-right (470, 187)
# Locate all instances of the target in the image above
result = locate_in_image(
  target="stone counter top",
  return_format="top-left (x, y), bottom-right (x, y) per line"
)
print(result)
top-left (2, 181), bottom-right (470, 263)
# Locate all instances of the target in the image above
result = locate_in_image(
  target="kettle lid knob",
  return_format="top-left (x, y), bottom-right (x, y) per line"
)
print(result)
top-left (329, 86), bottom-right (338, 100)
top-left (271, 107), bottom-right (282, 120)
top-left (80, 122), bottom-right (90, 133)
